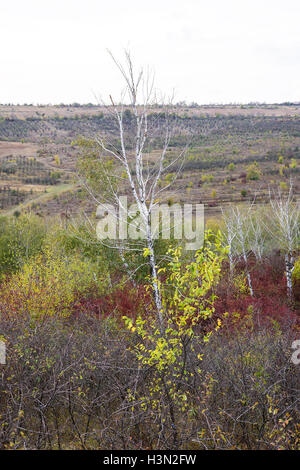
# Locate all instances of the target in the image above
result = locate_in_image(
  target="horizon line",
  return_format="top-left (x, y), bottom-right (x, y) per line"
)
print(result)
top-left (1, 101), bottom-right (300, 108)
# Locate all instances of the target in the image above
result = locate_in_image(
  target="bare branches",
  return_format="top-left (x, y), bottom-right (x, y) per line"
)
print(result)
top-left (267, 181), bottom-right (300, 298)
top-left (221, 180), bottom-right (300, 300)
top-left (221, 204), bottom-right (254, 295)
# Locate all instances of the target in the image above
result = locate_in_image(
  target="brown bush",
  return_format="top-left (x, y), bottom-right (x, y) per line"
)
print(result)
top-left (0, 314), bottom-right (299, 450)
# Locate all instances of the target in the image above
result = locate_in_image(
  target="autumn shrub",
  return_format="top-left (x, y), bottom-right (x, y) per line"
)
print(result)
top-left (0, 314), bottom-right (137, 450)
top-left (193, 326), bottom-right (300, 450)
top-left (73, 282), bottom-right (152, 324)
top-left (214, 259), bottom-right (300, 330)
top-left (246, 161), bottom-right (262, 181)
top-left (0, 214), bottom-right (46, 277)
top-left (0, 240), bottom-right (108, 320)
top-left (0, 314), bottom-right (298, 450)
top-left (55, 220), bottom-right (174, 283)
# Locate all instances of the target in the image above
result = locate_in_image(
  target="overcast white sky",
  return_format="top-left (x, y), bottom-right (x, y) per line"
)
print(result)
top-left (1, 0), bottom-right (299, 104)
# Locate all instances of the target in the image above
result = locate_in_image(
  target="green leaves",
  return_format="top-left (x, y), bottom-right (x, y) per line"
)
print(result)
top-left (75, 137), bottom-right (118, 201)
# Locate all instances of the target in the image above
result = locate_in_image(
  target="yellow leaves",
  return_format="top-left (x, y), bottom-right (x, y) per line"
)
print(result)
top-left (233, 273), bottom-right (250, 297)
top-left (160, 233), bottom-right (225, 333)
top-left (203, 331), bottom-right (212, 343)
top-left (123, 316), bottom-right (134, 329)
top-left (123, 232), bottom-right (226, 417)
top-left (157, 267), bottom-right (166, 274)
top-left (1, 245), bottom-right (107, 319)
top-left (214, 318), bottom-right (222, 332)
top-left (198, 428), bottom-right (206, 439)
top-left (53, 154), bottom-right (60, 166)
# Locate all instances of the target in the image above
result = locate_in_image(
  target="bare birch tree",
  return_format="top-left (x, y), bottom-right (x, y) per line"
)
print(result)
top-left (77, 51), bottom-right (191, 332)
top-left (248, 209), bottom-right (266, 263)
top-left (267, 183), bottom-right (300, 299)
top-left (222, 204), bottom-right (254, 296)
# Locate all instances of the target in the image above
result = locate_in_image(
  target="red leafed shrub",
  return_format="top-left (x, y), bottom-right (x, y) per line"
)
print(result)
top-left (73, 283), bottom-right (153, 324)
top-left (214, 263), bottom-right (300, 330)
top-left (72, 260), bottom-right (300, 332)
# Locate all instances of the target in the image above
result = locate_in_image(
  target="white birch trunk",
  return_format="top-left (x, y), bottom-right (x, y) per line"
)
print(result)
top-left (285, 253), bottom-right (294, 300)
